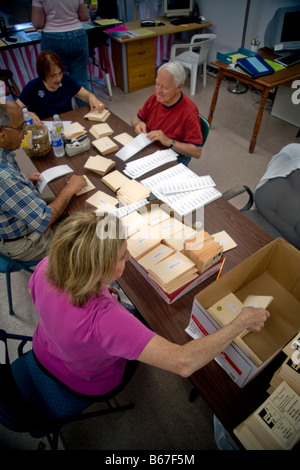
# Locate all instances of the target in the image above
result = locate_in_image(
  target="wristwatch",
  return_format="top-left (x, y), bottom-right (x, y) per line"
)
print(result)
top-left (169, 139), bottom-right (176, 148)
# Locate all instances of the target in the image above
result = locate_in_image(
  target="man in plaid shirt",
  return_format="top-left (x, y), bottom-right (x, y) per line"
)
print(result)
top-left (0, 99), bottom-right (86, 261)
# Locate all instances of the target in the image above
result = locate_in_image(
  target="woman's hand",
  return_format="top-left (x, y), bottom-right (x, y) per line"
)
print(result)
top-left (233, 306), bottom-right (270, 332)
top-left (30, 111), bottom-right (42, 125)
top-left (88, 94), bottom-right (105, 113)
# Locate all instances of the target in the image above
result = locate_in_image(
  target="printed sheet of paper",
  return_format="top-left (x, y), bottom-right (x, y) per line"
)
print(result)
top-left (124, 149), bottom-right (178, 178)
top-left (36, 165), bottom-right (73, 193)
top-left (141, 164), bottom-right (222, 216)
top-left (115, 133), bottom-right (152, 161)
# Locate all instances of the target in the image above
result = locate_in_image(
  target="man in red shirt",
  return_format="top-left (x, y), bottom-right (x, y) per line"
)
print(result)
top-left (132, 61), bottom-right (203, 166)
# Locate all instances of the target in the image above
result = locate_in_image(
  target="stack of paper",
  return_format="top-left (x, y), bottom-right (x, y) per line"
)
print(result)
top-left (141, 164), bottom-right (222, 216)
top-left (269, 332), bottom-right (300, 395)
top-left (138, 244), bottom-right (174, 272)
top-left (84, 155), bottom-right (116, 176)
top-left (102, 170), bottom-right (131, 192)
top-left (63, 122), bottom-right (86, 140)
top-left (84, 109), bottom-right (110, 122)
top-left (117, 179), bottom-right (150, 205)
top-left (89, 123), bottom-right (114, 139)
top-left (148, 252), bottom-right (198, 295)
top-left (92, 136), bottom-right (119, 155)
top-left (234, 381), bottom-right (300, 450)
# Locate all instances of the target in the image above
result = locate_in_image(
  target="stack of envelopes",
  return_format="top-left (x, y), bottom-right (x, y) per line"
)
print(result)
top-left (183, 230), bottom-right (223, 273)
top-left (102, 170), bottom-right (131, 192)
top-left (147, 252), bottom-right (198, 294)
top-left (92, 136), bottom-right (119, 155)
top-left (117, 179), bottom-right (150, 204)
top-left (138, 243), bottom-right (174, 271)
top-left (127, 225), bottom-right (161, 260)
top-left (84, 109), bottom-right (110, 122)
top-left (84, 155), bottom-right (115, 175)
top-left (63, 122), bottom-right (86, 140)
top-left (120, 210), bottom-right (149, 237)
top-left (89, 123), bottom-right (114, 139)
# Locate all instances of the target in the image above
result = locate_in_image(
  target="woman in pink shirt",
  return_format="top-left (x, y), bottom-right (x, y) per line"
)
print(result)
top-left (29, 211), bottom-right (270, 399)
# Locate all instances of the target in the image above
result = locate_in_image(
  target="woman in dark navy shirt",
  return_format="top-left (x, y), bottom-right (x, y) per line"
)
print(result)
top-left (16, 50), bottom-right (104, 122)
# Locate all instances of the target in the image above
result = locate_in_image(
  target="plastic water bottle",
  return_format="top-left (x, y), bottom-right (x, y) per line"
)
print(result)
top-left (52, 114), bottom-right (63, 133)
top-left (51, 128), bottom-right (65, 157)
top-left (23, 108), bottom-right (33, 126)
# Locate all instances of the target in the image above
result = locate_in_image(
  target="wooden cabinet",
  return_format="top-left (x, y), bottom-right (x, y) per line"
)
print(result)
top-left (126, 39), bottom-right (155, 92)
top-left (111, 38), bottom-right (156, 93)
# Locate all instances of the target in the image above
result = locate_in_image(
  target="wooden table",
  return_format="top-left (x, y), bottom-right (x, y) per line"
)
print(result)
top-left (208, 49), bottom-right (300, 153)
top-left (33, 107), bottom-right (276, 443)
top-left (107, 17), bottom-right (212, 93)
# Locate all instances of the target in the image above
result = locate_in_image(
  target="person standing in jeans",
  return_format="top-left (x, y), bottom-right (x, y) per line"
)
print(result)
top-left (32, 0), bottom-right (90, 107)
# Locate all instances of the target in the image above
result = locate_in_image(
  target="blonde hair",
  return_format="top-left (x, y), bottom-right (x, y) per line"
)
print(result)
top-left (47, 211), bottom-right (125, 307)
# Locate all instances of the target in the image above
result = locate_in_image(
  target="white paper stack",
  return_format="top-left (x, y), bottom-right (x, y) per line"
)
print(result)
top-left (141, 164), bottom-right (222, 216)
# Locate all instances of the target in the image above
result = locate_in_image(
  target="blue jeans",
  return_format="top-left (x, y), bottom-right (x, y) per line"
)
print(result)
top-left (177, 155), bottom-right (191, 166)
top-left (41, 29), bottom-right (89, 107)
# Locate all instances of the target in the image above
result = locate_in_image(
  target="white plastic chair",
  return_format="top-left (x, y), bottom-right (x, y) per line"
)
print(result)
top-left (170, 34), bottom-right (216, 95)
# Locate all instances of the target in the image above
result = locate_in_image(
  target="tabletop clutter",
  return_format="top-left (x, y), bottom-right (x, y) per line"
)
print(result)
top-left (19, 106), bottom-right (300, 450)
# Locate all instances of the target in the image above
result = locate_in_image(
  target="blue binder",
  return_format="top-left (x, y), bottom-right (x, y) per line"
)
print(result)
top-left (236, 55), bottom-right (274, 78)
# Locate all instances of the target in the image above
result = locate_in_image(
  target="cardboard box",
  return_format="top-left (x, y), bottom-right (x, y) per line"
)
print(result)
top-left (131, 257), bottom-right (223, 304)
top-left (186, 239), bottom-right (300, 387)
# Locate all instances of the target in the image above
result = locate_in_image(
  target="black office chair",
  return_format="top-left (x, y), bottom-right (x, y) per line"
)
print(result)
top-left (0, 252), bottom-right (40, 316)
top-left (222, 166), bottom-right (300, 250)
top-left (0, 330), bottom-right (135, 450)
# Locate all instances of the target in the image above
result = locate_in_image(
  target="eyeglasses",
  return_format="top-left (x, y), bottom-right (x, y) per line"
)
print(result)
top-left (49, 72), bottom-right (63, 79)
top-left (3, 123), bottom-right (26, 132)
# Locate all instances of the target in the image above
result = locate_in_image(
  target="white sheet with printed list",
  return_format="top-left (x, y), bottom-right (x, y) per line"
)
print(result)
top-left (159, 175), bottom-right (216, 195)
top-left (115, 133), bottom-right (152, 161)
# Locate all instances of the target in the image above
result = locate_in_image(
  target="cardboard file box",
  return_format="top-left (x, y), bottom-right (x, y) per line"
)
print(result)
top-left (131, 257), bottom-right (223, 304)
top-left (187, 238), bottom-right (300, 387)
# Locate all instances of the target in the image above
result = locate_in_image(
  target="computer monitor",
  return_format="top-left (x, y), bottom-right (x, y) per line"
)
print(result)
top-left (264, 5), bottom-right (300, 52)
top-left (163, 0), bottom-right (193, 18)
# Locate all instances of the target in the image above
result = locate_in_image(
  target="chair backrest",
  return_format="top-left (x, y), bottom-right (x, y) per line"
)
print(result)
top-left (254, 169), bottom-right (300, 249)
top-left (190, 34), bottom-right (216, 64)
top-left (199, 114), bottom-right (210, 146)
top-left (0, 330), bottom-right (42, 433)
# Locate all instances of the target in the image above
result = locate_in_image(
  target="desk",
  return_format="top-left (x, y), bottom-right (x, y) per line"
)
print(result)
top-left (107, 17), bottom-right (212, 93)
top-left (32, 107), bottom-right (275, 443)
top-left (208, 49), bottom-right (300, 153)
top-left (0, 24), bottom-right (113, 94)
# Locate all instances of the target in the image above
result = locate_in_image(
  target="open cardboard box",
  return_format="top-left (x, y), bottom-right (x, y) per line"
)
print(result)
top-left (186, 238), bottom-right (300, 387)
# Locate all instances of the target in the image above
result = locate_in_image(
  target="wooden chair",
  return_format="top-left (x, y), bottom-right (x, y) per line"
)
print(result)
top-left (0, 69), bottom-right (20, 99)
